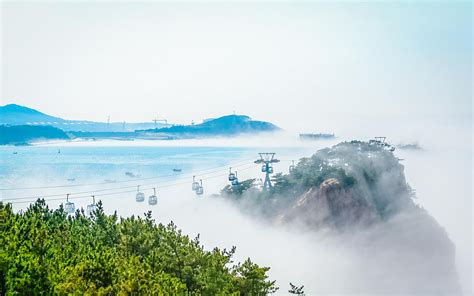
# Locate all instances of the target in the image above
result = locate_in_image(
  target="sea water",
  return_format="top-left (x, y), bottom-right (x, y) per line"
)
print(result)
top-left (0, 140), bottom-right (317, 215)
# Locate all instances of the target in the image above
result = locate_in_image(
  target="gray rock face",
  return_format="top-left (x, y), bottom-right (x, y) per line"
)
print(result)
top-left (281, 178), bottom-right (379, 229)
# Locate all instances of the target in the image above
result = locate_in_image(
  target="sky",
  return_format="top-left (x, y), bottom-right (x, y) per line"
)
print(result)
top-left (1, 1), bottom-right (472, 132)
top-left (0, 1), bottom-right (473, 292)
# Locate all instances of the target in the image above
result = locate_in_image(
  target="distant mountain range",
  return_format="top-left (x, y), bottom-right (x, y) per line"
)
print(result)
top-left (0, 104), bottom-right (165, 132)
top-left (140, 115), bottom-right (280, 138)
top-left (0, 104), bottom-right (280, 142)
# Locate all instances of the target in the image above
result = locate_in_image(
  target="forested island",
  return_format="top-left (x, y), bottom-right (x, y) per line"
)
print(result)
top-left (221, 141), bottom-right (460, 293)
top-left (0, 201), bottom-right (277, 294)
top-left (139, 115), bottom-right (280, 139)
top-left (0, 125), bottom-right (69, 145)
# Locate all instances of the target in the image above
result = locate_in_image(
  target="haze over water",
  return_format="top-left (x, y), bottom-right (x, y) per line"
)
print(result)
top-left (0, 128), bottom-right (471, 294)
top-left (1, 1), bottom-right (471, 294)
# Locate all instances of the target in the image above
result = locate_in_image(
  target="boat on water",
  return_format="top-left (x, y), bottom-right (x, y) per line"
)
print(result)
top-left (173, 168), bottom-right (182, 172)
top-left (299, 133), bottom-right (335, 140)
top-left (125, 172), bottom-right (141, 178)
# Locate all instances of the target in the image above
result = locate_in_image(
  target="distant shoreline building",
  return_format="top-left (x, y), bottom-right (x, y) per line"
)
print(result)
top-left (299, 133), bottom-right (335, 140)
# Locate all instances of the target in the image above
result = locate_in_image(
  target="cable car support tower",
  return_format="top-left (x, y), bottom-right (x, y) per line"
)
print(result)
top-left (254, 153), bottom-right (280, 191)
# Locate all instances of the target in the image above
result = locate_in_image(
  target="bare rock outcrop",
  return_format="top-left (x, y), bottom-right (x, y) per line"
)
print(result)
top-left (281, 178), bottom-right (380, 229)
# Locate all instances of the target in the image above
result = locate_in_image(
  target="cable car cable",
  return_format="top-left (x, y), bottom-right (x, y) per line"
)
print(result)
top-left (0, 158), bottom-right (255, 191)
top-left (5, 166), bottom-right (256, 205)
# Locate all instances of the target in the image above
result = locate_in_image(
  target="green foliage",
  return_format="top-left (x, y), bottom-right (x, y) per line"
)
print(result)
top-left (222, 141), bottom-right (405, 200)
top-left (221, 179), bottom-right (256, 196)
top-left (288, 282), bottom-right (305, 295)
top-left (272, 153), bottom-right (356, 196)
top-left (0, 200), bottom-right (277, 294)
top-left (219, 141), bottom-right (413, 223)
top-left (232, 258), bottom-right (277, 295)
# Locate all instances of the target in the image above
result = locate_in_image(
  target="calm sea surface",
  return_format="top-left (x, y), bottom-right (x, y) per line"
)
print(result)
top-left (0, 143), bottom-right (315, 213)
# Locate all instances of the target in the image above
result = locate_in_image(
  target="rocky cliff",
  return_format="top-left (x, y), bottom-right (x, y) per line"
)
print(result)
top-left (222, 141), bottom-right (460, 293)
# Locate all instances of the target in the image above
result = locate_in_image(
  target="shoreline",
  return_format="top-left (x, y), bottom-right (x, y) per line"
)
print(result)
top-left (1, 134), bottom-right (339, 148)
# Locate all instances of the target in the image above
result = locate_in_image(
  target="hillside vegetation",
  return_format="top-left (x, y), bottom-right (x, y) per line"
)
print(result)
top-left (222, 140), bottom-right (413, 222)
top-left (0, 125), bottom-right (69, 145)
top-left (0, 200), bottom-right (277, 295)
top-left (142, 115), bottom-right (279, 138)
top-left (221, 141), bottom-right (459, 292)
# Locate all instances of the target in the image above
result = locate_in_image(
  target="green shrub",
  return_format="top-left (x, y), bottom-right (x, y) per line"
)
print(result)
top-left (0, 200), bottom-right (277, 295)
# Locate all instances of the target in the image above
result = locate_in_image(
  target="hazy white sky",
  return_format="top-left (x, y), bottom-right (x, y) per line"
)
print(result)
top-left (1, 1), bottom-right (472, 131)
top-left (0, 2), bottom-right (472, 291)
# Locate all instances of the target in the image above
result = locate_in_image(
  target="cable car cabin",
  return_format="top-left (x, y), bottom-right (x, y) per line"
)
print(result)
top-left (148, 188), bottom-right (158, 205)
top-left (196, 180), bottom-right (204, 195)
top-left (268, 166), bottom-right (274, 174)
top-left (136, 192), bottom-right (145, 202)
top-left (148, 187), bottom-right (158, 205)
top-left (192, 176), bottom-right (200, 191)
top-left (86, 196), bottom-right (97, 216)
top-left (64, 194), bottom-right (75, 214)
top-left (231, 179), bottom-right (239, 187)
top-left (148, 195), bottom-right (157, 205)
top-left (86, 203), bottom-right (97, 216)
top-left (136, 185), bottom-right (145, 202)
top-left (231, 171), bottom-right (239, 187)
top-left (65, 201), bottom-right (75, 214)
top-left (228, 167), bottom-right (236, 181)
top-left (196, 186), bottom-right (204, 195)
top-left (261, 165), bottom-right (267, 172)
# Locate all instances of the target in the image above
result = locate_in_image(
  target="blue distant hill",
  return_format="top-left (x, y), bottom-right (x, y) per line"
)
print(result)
top-left (0, 125), bottom-right (69, 145)
top-left (140, 114), bottom-right (280, 137)
top-left (0, 104), bottom-right (280, 140)
top-left (0, 104), bottom-right (164, 132)
top-left (0, 104), bottom-right (65, 125)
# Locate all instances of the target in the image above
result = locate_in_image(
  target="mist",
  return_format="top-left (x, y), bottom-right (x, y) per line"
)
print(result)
top-left (2, 113), bottom-right (471, 294)
top-left (1, 1), bottom-right (471, 294)
top-left (163, 115), bottom-right (471, 294)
